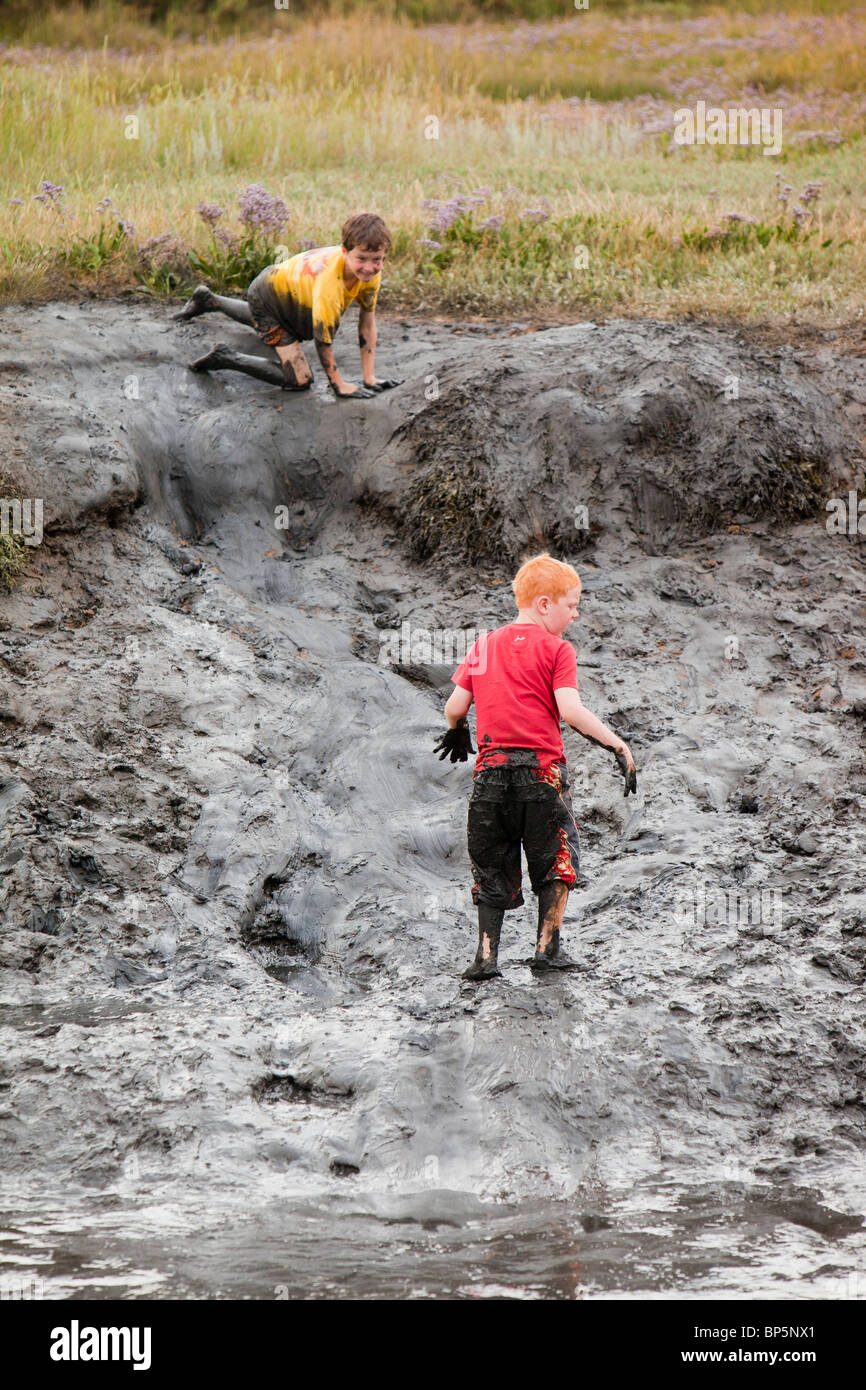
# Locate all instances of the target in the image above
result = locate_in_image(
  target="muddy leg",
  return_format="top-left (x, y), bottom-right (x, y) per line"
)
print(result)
top-left (462, 903), bottom-right (504, 982)
top-left (189, 342), bottom-right (286, 388)
top-left (531, 880), bottom-right (573, 971)
top-left (174, 286), bottom-right (254, 325)
top-left (276, 341), bottom-right (314, 388)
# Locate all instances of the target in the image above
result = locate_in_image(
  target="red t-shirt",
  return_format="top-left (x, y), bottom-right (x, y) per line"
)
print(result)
top-left (452, 623), bottom-right (579, 771)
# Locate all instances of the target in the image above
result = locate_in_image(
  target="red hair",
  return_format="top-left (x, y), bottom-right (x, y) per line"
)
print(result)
top-left (513, 552), bottom-right (581, 610)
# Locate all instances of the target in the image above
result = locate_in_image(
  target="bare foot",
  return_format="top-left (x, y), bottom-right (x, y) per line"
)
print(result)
top-left (189, 342), bottom-right (232, 372)
top-left (174, 285), bottom-right (217, 321)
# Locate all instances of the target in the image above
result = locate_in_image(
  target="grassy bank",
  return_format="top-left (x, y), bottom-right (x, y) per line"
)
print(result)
top-left (1, 4), bottom-right (864, 324)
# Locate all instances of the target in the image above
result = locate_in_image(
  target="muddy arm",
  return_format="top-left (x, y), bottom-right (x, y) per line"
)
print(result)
top-left (554, 687), bottom-right (635, 772)
top-left (314, 338), bottom-right (346, 392)
top-left (359, 307), bottom-right (377, 383)
top-left (444, 685), bottom-right (473, 728)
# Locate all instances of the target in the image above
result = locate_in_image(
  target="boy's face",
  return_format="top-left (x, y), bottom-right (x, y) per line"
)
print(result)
top-left (539, 585), bottom-right (581, 635)
top-left (342, 243), bottom-right (387, 282)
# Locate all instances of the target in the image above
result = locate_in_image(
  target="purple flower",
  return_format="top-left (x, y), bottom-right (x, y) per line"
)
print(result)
top-left (418, 238), bottom-right (442, 249)
top-left (518, 208), bottom-right (551, 223)
top-left (138, 233), bottom-right (188, 270)
top-left (420, 188), bottom-right (491, 235)
top-left (214, 227), bottom-right (239, 249)
top-left (34, 180), bottom-right (65, 207)
top-left (9, 198), bottom-right (23, 206)
top-left (298, 237), bottom-right (317, 250)
top-left (95, 196), bottom-right (134, 235)
top-left (479, 214), bottom-right (504, 230)
top-left (237, 183), bottom-right (289, 235)
top-left (196, 201), bottom-right (225, 227)
top-left (421, 196), bottom-right (467, 233)
top-left (800, 181), bottom-right (823, 206)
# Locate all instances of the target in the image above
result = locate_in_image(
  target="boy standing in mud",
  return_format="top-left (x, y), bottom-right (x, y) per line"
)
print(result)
top-left (175, 212), bottom-right (401, 398)
top-left (434, 553), bottom-right (637, 981)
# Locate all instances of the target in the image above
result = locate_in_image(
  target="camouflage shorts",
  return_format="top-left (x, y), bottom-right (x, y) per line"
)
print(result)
top-left (467, 750), bottom-right (581, 910)
top-left (246, 270), bottom-right (301, 349)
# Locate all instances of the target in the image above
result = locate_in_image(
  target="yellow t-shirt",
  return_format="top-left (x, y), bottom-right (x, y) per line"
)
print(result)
top-left (264, 245), bottom-right (380, 346)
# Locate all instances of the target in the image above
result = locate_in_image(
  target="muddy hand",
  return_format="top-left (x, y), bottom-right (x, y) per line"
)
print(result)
top-left (432, 718), bottom-right (475, 763)
top-left (329, 381), bottom-right (377, 399)
top-left (614, 748), bottom-right (638, 797)
top-left (362, 378), bottom-right (404, 392)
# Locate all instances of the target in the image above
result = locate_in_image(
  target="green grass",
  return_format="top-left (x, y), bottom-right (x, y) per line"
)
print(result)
top-left (1, 3), bottom-right (864, 325)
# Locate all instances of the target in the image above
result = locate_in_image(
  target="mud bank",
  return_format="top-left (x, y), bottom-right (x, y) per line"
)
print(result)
top-left (1, 302), bottom-right (865, 1298)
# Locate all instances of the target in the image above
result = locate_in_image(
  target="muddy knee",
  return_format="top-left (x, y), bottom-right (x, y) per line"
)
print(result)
top-left (281, 359), bottom-right (312, 389)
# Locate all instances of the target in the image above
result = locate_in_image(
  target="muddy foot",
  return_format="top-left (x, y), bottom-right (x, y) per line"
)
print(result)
top-left (462, 958), bottom-right (503, 982)
top-left (530, 950), bottom-right (582, 973)
top-left (174, 285), bottom-right (217, 321)
top-left (189, 343), bottom-right (232, 373)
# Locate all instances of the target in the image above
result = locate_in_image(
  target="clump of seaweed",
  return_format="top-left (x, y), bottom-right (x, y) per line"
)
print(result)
top-left (0, 473), bottom-right (30, 590)
top-left (402, 455), bottom-right (508, 566)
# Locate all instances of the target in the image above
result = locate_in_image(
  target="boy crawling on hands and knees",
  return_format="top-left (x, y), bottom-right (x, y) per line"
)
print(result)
top-left (176, 212), bottom-right (401, 398)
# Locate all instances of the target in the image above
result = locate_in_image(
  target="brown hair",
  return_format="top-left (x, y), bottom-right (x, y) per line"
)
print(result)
top-left (513, 552), bottom-right (582, 610)
top-left (341, 212), bottom-right (392, 254)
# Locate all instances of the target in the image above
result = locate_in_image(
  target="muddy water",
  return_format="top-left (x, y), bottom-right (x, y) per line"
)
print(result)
top-left (1, 304), bottom-right (865, 1299)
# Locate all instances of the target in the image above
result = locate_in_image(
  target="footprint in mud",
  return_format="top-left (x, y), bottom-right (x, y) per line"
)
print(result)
top-left (242, 868), bottom-right (324, 972)
top-left (65, 849), bottom-right (103, 886)
top-left (330, 1160), bottom-right (361, 1177)
top-left (252, 1073), bottom-right (354, 1107)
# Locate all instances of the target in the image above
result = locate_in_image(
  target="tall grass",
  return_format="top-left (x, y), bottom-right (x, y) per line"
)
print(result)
top-left (1, 5), bottom-right (864, 324)
top-left (1, 0), bottom-right (861, 46)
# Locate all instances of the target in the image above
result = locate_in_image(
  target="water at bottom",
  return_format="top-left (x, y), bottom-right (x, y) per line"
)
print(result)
top-left (2, 1181), bottom-right (864, 1300)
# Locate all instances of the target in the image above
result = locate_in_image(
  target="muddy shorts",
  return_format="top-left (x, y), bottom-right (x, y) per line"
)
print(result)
top-left (246, 269), bottom-right (301, 349)
top-left (467, 750), bottom-right (581, 911)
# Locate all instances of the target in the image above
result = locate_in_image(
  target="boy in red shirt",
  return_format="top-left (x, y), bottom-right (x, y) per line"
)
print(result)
top-left (434, 553), bottom-right (637, 980)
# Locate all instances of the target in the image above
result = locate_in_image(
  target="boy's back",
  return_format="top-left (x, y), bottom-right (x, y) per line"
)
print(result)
top-left (452, 621), bottom-right (578, 771)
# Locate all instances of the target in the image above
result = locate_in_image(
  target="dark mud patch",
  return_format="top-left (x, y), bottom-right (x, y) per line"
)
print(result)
top-left (330, 1160), bottom-right (361, 1177)
top-left (253, 1073), bottom-right (354, 1107)
top-left (402, 456), bottom-right (509, 567)
top-left (744, 1188), bottom-right (864, 1239)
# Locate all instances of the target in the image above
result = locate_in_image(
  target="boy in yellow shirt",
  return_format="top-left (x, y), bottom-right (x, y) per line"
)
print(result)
top-left (176, 212), bottom-right (401, 399)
